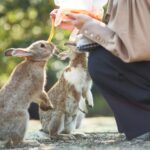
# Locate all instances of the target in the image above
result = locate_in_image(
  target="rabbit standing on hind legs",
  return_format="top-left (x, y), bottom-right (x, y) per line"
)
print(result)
top-left (39, 42), bottom-right (94, 140)
top-left (0, 40), bottom-right (55, 147)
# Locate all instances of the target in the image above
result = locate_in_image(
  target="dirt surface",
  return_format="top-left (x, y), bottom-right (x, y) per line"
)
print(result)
top-left (1, 117), bottom-right (150, 150)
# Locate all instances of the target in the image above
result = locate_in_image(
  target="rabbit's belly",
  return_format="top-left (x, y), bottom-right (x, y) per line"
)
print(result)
top-left (65, 96), bottom-right (78, 114)
top-left (64, 67), bottom-right (86, 92)
top-left (63, 114), bottom-right (77, 133)
top-left (76, 110), bottom-right (85, 129)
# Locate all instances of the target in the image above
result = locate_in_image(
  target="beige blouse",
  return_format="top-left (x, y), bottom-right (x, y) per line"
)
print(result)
top-left (80, 0), bottom-right (150, 62)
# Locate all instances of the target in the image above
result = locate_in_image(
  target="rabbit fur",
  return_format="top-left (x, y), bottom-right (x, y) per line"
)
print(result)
top-left (0, 40), bottom-right (55, 147)
top-left (39, 42), bottom-right (93, 138)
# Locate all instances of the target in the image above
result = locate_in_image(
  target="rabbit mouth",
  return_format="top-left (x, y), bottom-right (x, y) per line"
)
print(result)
top-left (49, 42), bottom-right (60, 55)
top-left (49, 42), bottom-right (55, 50)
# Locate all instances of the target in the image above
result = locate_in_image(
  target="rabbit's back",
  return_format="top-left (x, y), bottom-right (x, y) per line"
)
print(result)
top-left (48, 79), bottom-right (67, 107)
top-left (40, 77), bottom-right (67, 133)
top-left (0, 61), bottom-right (46, 110)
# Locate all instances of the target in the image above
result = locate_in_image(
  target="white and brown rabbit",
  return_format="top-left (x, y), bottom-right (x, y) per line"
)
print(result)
top-left (39, 41), bottom-right (94, 139)
top-left (0, 40), bottom-right (55, 147)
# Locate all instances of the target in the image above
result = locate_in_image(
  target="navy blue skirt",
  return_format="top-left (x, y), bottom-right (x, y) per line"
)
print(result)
top-left (88, 46), bottom-right (150, 140)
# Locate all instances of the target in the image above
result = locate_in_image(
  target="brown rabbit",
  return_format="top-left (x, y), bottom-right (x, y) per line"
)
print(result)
top-left (0, 40), bottom-right (55, 147)
top-left (39, 42), bottom-right (94, 139)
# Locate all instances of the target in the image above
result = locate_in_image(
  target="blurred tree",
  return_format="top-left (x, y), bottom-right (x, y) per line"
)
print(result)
top-left (0, 0), bottom-right (112, 118)
top-left (0, 0), bottom-right (70, 86)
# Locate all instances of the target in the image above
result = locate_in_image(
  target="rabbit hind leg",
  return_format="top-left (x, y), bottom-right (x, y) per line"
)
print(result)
top-left (53, 116), bottom-right (77, 140)
top-left (49, 112), bottom-right (65, 139)
top-left (9, 112), bottom-right (28, 147)
top-left (5, 134), bottom-right (23, 148)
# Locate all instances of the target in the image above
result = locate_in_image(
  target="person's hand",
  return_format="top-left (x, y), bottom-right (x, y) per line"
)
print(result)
top-left (64, 13), bottom-right (93, 29)
top-left (49, 10), bottom-right (93, 30)
top-left (50, 9), bottom-right (75, 30)
top-left (50, 9), bottom-right (58, 18)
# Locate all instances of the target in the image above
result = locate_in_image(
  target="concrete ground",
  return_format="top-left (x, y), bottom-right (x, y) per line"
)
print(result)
top-left (1, 117), bottom-right (150, 150)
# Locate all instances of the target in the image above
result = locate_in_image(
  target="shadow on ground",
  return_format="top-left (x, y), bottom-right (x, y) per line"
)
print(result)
top-left (1, 117), bottom-right (150, 150)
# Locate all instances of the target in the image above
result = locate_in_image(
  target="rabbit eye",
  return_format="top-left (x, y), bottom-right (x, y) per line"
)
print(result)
top-left (40, 43), bottom-right (46, 48)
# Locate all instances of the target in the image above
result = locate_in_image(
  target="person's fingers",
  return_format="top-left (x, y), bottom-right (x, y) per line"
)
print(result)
top-left (61, 19), bottom-right (77, 26)
top-left (58, 23), bottom-right (74, 31)
top-left (50, 9), bottom-right (58, 14)
top-left (65, 13), bottom-right (78, 20)
top-left (50, 9), bottom-right (58, 17)
top-left (62, 18), bottom-right (74, 23)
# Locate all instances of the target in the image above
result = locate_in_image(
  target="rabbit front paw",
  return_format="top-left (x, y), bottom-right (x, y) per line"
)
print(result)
top-left (39, 92), bottom-right (54, 111)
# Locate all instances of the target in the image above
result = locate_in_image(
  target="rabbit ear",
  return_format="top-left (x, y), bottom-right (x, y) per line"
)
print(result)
top-left (5, 48), bottom-right (33, 57)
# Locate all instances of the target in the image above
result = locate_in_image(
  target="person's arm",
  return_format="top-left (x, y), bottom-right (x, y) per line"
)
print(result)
top-left (79, 19), bottom-right (132, 62)
top-left (66, 0), bottom-right (150, 63)
top-left (65, 14), bottom-right (137, 63)
top-left (80, 18), bottom-right (150, 63)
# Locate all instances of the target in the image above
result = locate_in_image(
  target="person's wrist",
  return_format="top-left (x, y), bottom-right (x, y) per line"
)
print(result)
top-left (76, 17), bottom-right (93, 30)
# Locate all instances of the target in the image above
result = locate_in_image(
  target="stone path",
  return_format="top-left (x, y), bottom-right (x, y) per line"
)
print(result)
top-left (1, 117), bottom-right (150, 150)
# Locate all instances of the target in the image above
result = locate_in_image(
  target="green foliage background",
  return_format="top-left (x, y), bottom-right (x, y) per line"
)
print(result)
top-left (0, 0), bottom-right (112, 117)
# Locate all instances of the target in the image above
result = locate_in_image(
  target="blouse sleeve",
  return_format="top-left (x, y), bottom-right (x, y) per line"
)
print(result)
top-left (80, 0), bottom-right (150, 63)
